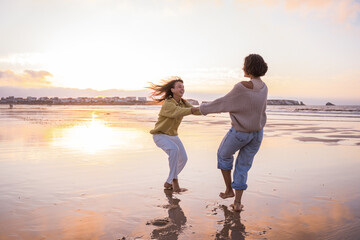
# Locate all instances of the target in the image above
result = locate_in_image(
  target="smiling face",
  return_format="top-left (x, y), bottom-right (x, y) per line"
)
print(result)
top-left (171, 81), bottom-right (185, 99)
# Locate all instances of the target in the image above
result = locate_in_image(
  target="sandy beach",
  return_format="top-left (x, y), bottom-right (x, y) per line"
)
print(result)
top-left (0, 104), bottom-right (360, 239)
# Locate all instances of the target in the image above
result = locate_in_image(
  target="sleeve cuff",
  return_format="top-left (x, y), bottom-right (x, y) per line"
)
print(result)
top-left (199, 105), bottom-right (207, 116)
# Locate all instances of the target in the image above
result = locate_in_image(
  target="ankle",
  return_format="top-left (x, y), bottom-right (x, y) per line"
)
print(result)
top-left (226, 188), bottom-right (234, 193)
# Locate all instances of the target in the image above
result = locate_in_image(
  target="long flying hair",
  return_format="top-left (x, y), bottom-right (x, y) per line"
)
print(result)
top-left (147, 77), bottom-right (183, 103)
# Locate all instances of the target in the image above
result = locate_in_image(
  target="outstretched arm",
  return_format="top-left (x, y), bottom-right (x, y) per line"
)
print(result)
top-left (159, 101), bottom-right (193, 118)
top-left (199, 85), bottom-right (241, 115)
top-left (183, 99), bottom-right (202, 115)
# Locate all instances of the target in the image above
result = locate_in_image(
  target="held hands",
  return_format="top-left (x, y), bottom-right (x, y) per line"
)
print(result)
top-left (191, 107), bottom-right (200, 114)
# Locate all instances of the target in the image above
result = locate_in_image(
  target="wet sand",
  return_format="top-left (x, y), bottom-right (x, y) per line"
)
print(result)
top-left (0, 105), bottom-right (360, 239)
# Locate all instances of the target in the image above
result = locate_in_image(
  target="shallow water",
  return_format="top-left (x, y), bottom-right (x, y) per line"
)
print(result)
top-left (0, 105), bottom-right (359, 239)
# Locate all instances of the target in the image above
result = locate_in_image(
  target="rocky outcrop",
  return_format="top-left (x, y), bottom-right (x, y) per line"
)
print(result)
top-left (267, 99), bottom-right (305, 105)
top-left (326, 102), bottom-right (335, 106)
top-left (186, 99), bottom-right (199, 105)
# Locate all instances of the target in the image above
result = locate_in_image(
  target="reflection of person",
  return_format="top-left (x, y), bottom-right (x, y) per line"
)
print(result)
top-left (195, 54), bottom-right (268, 211)
top-left (148, 77), bottom-right (201, 192)
top-left (216, 205), bottom-right (245, 240)
top-left (150, 189), bottom-right (187, 239)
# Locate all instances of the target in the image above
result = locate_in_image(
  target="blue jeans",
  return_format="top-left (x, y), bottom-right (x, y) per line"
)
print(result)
top-left (217, 127), bottom-right (263, 190)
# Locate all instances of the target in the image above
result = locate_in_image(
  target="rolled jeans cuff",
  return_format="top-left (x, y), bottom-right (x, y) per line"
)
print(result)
top-left (231, 182), bottom-right (248, 191)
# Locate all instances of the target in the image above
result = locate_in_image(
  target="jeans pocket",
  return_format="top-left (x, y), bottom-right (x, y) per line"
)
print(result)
top-left (234, 131), bottom-right (249, 143)
top-left (255, 130), bottom-right (263, 144)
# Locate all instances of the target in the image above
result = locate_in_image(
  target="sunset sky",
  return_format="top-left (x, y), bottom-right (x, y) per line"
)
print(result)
top-left (1, 0), bottom-right (360, 104)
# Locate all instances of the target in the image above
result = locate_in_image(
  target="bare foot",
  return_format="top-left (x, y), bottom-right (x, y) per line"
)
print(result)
top-left (230, 201), bottom-right (244, 212)
top-left (173, 187), bottom-right (188, 193)
top-left (164, 182), bottom-right (173, 190)
top-left (219, 190), bottom-right (235, 199)
top-left (172, 179), bottom-right (187, 193)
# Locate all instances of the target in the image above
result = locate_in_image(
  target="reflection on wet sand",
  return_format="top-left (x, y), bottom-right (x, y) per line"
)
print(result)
top-left (266, 201), bottom-right (356, 240)
top-left (147, 190), bottom-right (187, 239)
top-left (60, 209), bottom-right (104, 240)
top-left (264, 121), bottom-right (360, 145)
top-left (51, 114), bottom-right (146, 154)
top-left (215, 205), bottom-right (245, 240)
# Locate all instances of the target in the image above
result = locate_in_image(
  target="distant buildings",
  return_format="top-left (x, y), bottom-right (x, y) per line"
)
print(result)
top-left (0, 96), bottom-right (205, 106)
top-left (125, 96), bottom-right (137, 101)
top-left (0, 96), bottom-right (152, 105)
top-left (27, 96), bottom-right (37, 101)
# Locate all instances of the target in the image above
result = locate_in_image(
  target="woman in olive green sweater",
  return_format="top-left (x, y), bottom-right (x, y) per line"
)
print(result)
top-left (148, 77), bottom-right (200, 192)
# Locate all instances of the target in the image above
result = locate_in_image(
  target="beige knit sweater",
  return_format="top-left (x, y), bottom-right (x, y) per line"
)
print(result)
top-left (199, 79), bottom-right (268, 132)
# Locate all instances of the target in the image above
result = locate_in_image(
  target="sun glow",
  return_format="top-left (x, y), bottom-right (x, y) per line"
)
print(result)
top-left (51, 113), bottom-right (144, 154)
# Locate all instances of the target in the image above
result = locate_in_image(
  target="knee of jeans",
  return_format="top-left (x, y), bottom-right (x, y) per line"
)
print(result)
top-left (242, 149), bottom-right (259, 165)
top-left (217, 148), bottom-right (229, 161)
top-left (217, 154), bottom-right (233, 170)
top-left (237, 155), bottom-right (254, 167)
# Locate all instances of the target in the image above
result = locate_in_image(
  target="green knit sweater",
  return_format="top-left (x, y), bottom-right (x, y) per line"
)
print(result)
top-left (150, 97), bottom-right (201, 136)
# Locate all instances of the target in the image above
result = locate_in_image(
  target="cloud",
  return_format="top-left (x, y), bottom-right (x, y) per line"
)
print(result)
top-left (0, 69), bottom-right (53, 88)
top-left (245, 0), bottom-right (360, 25)
top-left (334, 0), bottom-right (360, 24)
top-left (286, 0), bottom-right (360, 24)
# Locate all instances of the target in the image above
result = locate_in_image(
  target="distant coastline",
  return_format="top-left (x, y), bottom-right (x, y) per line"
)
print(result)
top-left (1, 96), bottom-right (308, 106)
top-left (0, 96), bottom-right (200, 106)
top-left (3, 101), bottom-right (159, 106)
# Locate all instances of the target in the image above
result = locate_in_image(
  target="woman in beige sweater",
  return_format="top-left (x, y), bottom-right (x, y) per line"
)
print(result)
top-left (148, 77), bottom-right (200, 192)
top-left (197, 54), bottom-right (268, 211)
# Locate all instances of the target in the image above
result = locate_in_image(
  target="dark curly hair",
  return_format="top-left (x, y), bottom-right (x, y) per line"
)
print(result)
top-left (147, 76), bottom-right (183, 103)
top-left (243, 54), bottom-right (268, 78)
